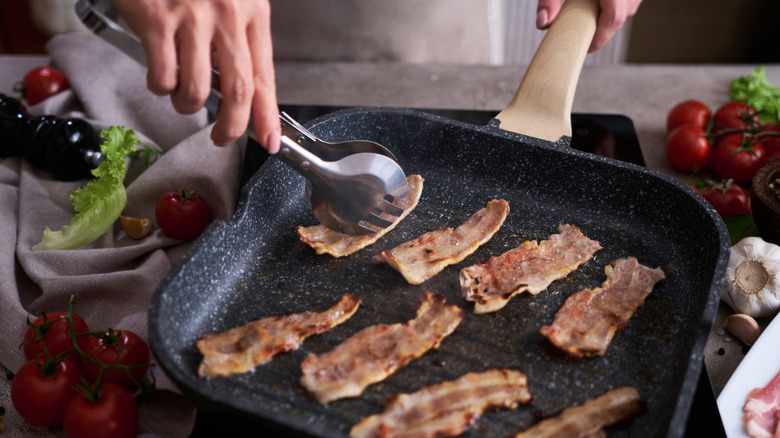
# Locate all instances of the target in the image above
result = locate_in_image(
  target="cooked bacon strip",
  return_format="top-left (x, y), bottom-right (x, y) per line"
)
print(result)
top-left (540, 257), bottom-right (665, 358)
top-left (373, 199), bottom-right (509, 285)
top-left (511, 386), bottom-right (643, 438)
top-left (460, 223), bottom-right (602, 314)
top-left (197, 295), bottom-right (362, 377)
top-left (743, 369), bottom-right (780, 438)
top-left (299, 291), bottom-right (463, 404)
top-left (297, 175), bottom-right (424, 257)
top-left (350, 368), bottom-right (532, 438)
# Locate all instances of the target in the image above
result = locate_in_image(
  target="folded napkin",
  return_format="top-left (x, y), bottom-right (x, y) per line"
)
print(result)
top-left (1, 33), bottom-right (246, 437)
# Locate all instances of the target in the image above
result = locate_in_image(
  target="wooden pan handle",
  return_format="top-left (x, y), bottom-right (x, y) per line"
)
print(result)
top-left (495, 0), bottom-right (599, 142)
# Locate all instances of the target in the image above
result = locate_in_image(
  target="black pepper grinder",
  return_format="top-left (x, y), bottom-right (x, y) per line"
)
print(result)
top-left (0, 93), bottom-right (103, 181)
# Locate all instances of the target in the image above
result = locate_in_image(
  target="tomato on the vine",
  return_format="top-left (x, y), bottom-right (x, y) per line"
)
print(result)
top-left (23, 311), bottom-right (90, 361)
top-left (711, 101), bottom-right (760, 140)
top-left (711, 132), bottom-right (765, 184)
top-left (62, 382), bottom-right (139, 438)
top-left (81, 329), bottom-right (151, 389)
top-left (11, 357), bottom-right (83, 426)
top-left (16, 66), bottom-right (69, 106)
top-left (757, 123), bottom-right (780, 156)
top-left (665, 124), bottom-right (712, 172)
top-left (701, 180), bottom-right (751, 216)
top-left (155, 189), bottom-right (211, 240)
top-left (666, 100), bottom-right (711, 132)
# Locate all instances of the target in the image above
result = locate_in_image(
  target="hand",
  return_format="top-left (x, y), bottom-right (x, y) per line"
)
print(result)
top-left (536, 0), bottom-right (642, 52)
top-left (110, 0), bottom-right (281, 153)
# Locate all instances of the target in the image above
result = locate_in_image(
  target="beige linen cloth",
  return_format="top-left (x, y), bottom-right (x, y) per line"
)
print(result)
top-left (1, 33), bottom-right (245, 436)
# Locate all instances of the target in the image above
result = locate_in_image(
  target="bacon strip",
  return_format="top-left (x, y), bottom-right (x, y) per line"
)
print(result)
top-left (743, 369), bottom-right (780, 438)
top-left (197, 295), bottom-right (362, 377)
top-left (540, 257), bottom-right (665, 358)
top-left (297, 175), bottom-right (424, 258)
top-left (299, 291), bottom-right (463, 404)
top-left (350, 368), bottom-right (532, 438)
top-left (373, 199), bottom-right (510, 285)
top-left (460, 224), bottom-right (602, 314)
top-left (349, 368), bottom-right (532, 438)
top-left (511, 386), bottom-right (643, 438)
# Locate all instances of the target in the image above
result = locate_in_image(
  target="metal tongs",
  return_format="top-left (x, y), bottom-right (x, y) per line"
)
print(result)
top-left (75, 0), bottom-right (408, 235)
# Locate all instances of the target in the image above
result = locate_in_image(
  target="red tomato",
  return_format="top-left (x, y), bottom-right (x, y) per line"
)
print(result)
top-left (666, 100), bottom-right (711, 132)
top-left (155, 189), bottom-right (211, 240)
top-left (81, 329), bottom-right (151, 389)
top-left (711, 101), bottom-right (759, 140)
top-left (711, 132), bottom-right (766, 184)
top-left (62, 382), bottom-right (139, 438)
top-left (765, 150), bottom-right (780, 165)
top-left (11, 357), bottom-right (83, 426)
top-left (665, 124), bottom-right (712, 172)
top-left (757, 123), bottom-right (780, 156)
top-left (701, 181), bottom-right (751, 216)
top-left (19, 66), bottom-right (69, 106)
top-left (23, 311), bottom-right (90, 361)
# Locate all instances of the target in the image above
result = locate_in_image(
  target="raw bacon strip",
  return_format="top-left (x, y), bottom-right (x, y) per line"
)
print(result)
top-left (373, 199), bottom-right (510, 285)
top-left (297, 175), bottom-right (424, 258)
top-left (511, 386), bottom-right (643, 438)
top-left (743, 369), bottom-right (780, 438)
top-left (299, 291), bottom-right (463, 404)
top-left (197, 295), bottom-right (362, 377)
top-left (350, 368), bottom-right (532, 438)
top-left (540, 257), bottom-right (665, 358)
top-left (460, 223), bottom-right (602, 314)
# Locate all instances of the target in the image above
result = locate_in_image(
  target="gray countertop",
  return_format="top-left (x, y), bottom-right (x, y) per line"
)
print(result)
top-left (2, 56), bottom-right (779, 435)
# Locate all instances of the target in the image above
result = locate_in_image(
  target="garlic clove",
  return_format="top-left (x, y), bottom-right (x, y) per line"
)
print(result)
top-left (723, 313), bottom-right (761, 346)
top-left (118, 215), bottom-right (153, 239)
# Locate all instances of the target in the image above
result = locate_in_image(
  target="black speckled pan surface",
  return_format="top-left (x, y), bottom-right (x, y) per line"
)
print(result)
top-left (148, 107), bottom-right (730, 437)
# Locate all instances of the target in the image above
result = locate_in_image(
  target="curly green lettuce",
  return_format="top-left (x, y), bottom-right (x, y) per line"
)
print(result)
top-left (33, 126), bottom-right (140, 251)
top-left (730, 66), bottom-right (780, 124)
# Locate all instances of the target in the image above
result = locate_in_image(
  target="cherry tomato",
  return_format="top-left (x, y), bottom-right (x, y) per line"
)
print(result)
top-left (62, 382), bottom-right (139, 438)
top-left (18, 66), bottom-right (69, 106)
top-left (23, 311), bottom-right (90, 361)
top-left (11, 357), bottom-right (83, 426)
top-left (757, 123), bottom-right (780, 156)
top-left (81, 329), bottom-right (151, 389)
top-left (665, 124), bottom-right (712, 172)
top-left (711, 101), bottom-right (759, 141)
top-left (666, 100), bottom-right (711, 132)
top-left (711, 132), bottom-right (765, 184)
top-left (155, 189), bottom-right (211, 240)
top-left (701, 181), bottom-right (751, 216)
top-left (765, 150), bottom-right (780, 165)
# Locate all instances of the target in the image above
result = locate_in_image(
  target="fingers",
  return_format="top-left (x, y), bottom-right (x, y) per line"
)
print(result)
top-left (246, 2), bottom-right (281, 154)
top-left (170, 7), bottom-right (214, 115)
top-left (113, 0), bottom-right (279, 150)
top-left (537, 0), bottom-right (641, 52)
top-left (140, 21), bottom-right (178, 96)
top-left (589, 0), bottom-right (642, 52)
top-left (536, 0), bottom-right (563, 29)
top-left (209, 2), bottom-right (255, 146)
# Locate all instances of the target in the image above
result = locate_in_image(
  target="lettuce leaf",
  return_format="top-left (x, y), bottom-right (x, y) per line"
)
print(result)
top-left (729, 66), bottom-right (780, 125)
top-left (33, 126), bottom-right (140, 251)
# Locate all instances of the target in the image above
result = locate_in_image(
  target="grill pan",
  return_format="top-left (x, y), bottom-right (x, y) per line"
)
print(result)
top-left (148, 1), bottom-right (729, 436)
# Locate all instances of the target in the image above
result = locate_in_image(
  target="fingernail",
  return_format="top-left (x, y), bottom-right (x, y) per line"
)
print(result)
top-left (536, 9), bottom-right (549, 28)
top-left (266, 130), bottom-right (281, 155)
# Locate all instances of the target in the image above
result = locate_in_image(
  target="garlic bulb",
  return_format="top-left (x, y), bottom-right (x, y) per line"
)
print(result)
top-left (722, 236), bottom-right (780, 318)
